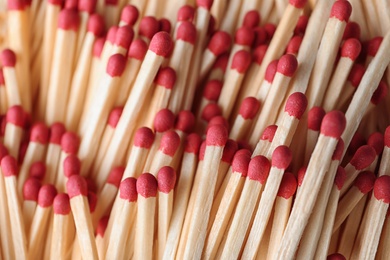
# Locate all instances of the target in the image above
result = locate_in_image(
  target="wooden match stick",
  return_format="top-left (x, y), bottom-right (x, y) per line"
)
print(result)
top-left (43, 122), bottom-right (65, 184)
top-left (0, 49), bottom-right (22, 108)
top-left (3, 105), bottom-right (25, 158)
top-left (22, 177), bottom-right (41, 236)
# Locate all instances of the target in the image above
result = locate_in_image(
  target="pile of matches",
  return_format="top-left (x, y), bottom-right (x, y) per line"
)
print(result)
top-left (1, 0), bottom-right (390, 259)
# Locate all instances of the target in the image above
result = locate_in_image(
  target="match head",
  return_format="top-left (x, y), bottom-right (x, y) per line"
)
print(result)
top-left (176, 21), bottom-right (197, 44)
top-left (203, 80), bottom-right (222, 101)
top-left (327, 253), bottom-right (346, 260)
top-left (159, 18), bottom-right (171, 33)
top-left (232, 149), bottom-right (252, 177)
top-left (201, 103), bottom-right (222, 122)
top-left (243, 10), bottom-right (260, 28)
top-left (88, 192), bottom-right (97, 212)
top-left (153, 108), bottom-right (175, 133)
top-left (253, 44), bottom-right (268, 65)
top-left (265, 59), bottom-right (279, 83)
top-left (368, 132), bottom-right (384, 155)
top-left (58, 9), bottom-right (80, 31)
top-left (222, 140), bottom-right (238, 163)
top-left (149, 31), bottom-right (173, 57)
top-left (320, 111), bottom-right (346, 138)
top-left (0, 144), bottom-right (7, 161)
top-left (350, 145), bottom-right (376, 170)
top-left (297, 166), bottom-right (307, 186)
top-left (207, 31), bottom-right (232, 56)
top-left (29, 162), bottom-right (46, 180)
top-left (120, 5), bottom-right (139, 26)
top-left (277, 54), bottom-right (298, 77)
top-left (106, 166), bottom-right (125, 187)
top-left (341, 38), bottom-right (361, 61)
top-left (0, 49), bottom-right (16, 67)
top-left (199, 141), bottom-right (206, 160)
top-left (133, 127), bottom-right (155, 149)
top-left (159, 130), bottom-right (181, 156)
top-left (248, 155), bottom-right (271, 184)
top-left (277, 172), bottom-right (297, 199)
top-left (48, 0), bottom-right (64, 5)
top-left (348, 132), bottom-right (366, 156)
top-left (66, 175), bottom-right (88, 198)
top-left (348, 63), bottom-right (365, 88)
top-left (139, 16), bottom-right (160, 40)
top-left (155, 67), bottom-right (176, 89)
top-left (294, 15), bottom-right (309, 35)
top-left (136, 173), bottom-right (158, 198)
top-left (0, 69), bottom-right (4, 85)
top-left (53, 193), bottom-right (71, 215)
top-left (343, 21), bottom-right (361, 40)
top-left (64, 0), bottom-right (78, 9)
top-left (308, 106), bottom-right (326, 131)
top-left (332, 139), bottom-right (345, 161)
top-left (30, 123), bottom-right (49, 144)
top-left (79, 0), bottom-right (97, 13)
top-left (184, 133), bottom-right (202, 154)
top-left (207, 116), bottom-right (229, 130)
top-left (261, 125), bottom-right (278, 142)
top-left (63, 154), bottom-right (81, 178)
top-left (106, 53), bottom-right (127, 77)
top-left (119, 177), bottom-right (137, 202)
top-left (286, 35), bottom-right (303, 55)
top-left (96, 215), bottom-right (109, 237)
top-left (0, 155), bottom-right (17, 177)
top-left (272, 145), bottom-right (293, 170)
top-left (7, 0), bottom-right (25, 10)
top-left (239, 97), bottom-right (261, 120)
top-left (334, 166), bottom-right (346, 190)
top-left (354, 170), bottom-right (375, 194)
top-left (107, 26), bottom-right (118, 44)
top-left (114, 25), bottom-right (134, 49)
top-left (6, 105), bottom-right (25, 127)
top-left (196, 0), bottom-right (213, 9)
top-left (285, 92), bottom-right (308, 119)
top-left (177, 5), bottom-right (195, 22)
top-left (61, 132), bottom-right (80, 154)
top-left (213, 53), bottom-right (229, 71)
top-left (264, 23), bottom-right (276, 40)
top-left (23, 178), bottom-right (41, 201)
top-left (108, 107), bottom-right (123, 128)
top-left (371, 80), bottom-right (388, 105)
top-left (93, 37), bottom-right (105, 58)
top-left (367, 37), bottom-right (383, 57)
top-left (231, 50), bottom-right (251, 73)
top-left (253, 27), bottom-right (267, 47)
top-left (385, 126), bottom-right (390, 148)
top-left (235, 26), bottom-right (255, 46)
top-left (128, 39), bottom-right (148, 60)
top-left (374, 175), bottom-right (390, 203)
top-left (289, 0), bottom-right (307, 9)
top-left (38, 184), bottom-right (57, 208)
top-left (175, 110), bottom-right (195, 134)
top-left (330, 0), bottom-right (352, 22)
top-left (206, 124), bottom-right (228, 147)
top-left (49, 122), bottom-right (66, 145)
top-left (157, 166), bottom-right (176, 193)
top-left (105, 0), bottom-right (118, 5)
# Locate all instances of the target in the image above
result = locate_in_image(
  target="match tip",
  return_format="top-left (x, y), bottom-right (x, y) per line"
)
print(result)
top-left (297, 166), bottom-right (307, 186)
top-left (254, 27), bottom-right (267, 47)
top-left (341, 38), bottom-right (361, 60)
top-left (277, 54), bottom-right (298, 77)
top-left (294, 15), bottom-right (309, 35)
top-left (222, 140), bottom-right (238, 163)
top-left (203, 80), bottom-right (222, 101)
top-left (153, 108), bottom-right (175, 133)
top-left (177, 5), bottom-right (195, 22)
top-left (155, 67), bottom-right (176, 89)
top-left (115, 25), bottom-right (134, 49)
top-left (30, 123), bottom-right (49, 144)
top-left (23, 178), bottom-right (41, 201)
top-left (61, 132), bottom-right (80, 154)
top-left (285, 92), bottom-right (308, 119)
top-left (332, 139), bottom-right (345, 161)
top-left (232, 149), bottom-right (251, 177)
top-left (239, 97), bottom-right (261, 120)
top-left (286, 35), bottom-right (303, 55)
top-left (367, 37), bottom-right (383, 57)
top-left (272, 145), bottom-right (292, 169)
top-left (320, 111), bottom-right (346, 138)
top-left (327, 253), bottom-right (346, 260)
top-left (48, 0), bottom-right (63, 5)
top-left (196, 0), bottom-right (213, 10)
top-left (140, 16), bottom-right (160, 40)
top-left (265, 59), bottom-right (278, 83)
top-left (350, 145), bottom-right (376, 170)
top-left (149, 31), bottom-right (173, 57)
top-left (199, 141), bottom-right (206, 160)
top-left (371, 81), bottom-right (388, 105)
top-left (63, 154), bottom-right (81, 178)
top-left (277, 172), bottom-right (297, 199)
top-left (253, 44), bottom-right (268, 65)
top-left (289, 0), bottom-right (307, 9)
top-left (343, 21), bottom-right (361, 40)
top-left (66, 175), bottom-right (88, 198)
top-left (108, 107), bottom-right (123, 128)
top-left (184, 133), bottom-right (202, 154)
top-left (0, 49), bottom-right (16, 67)
top-left (53, 193), bottom-right (71, 215)
top-left (231, 50), bottom-right (251, 73)
top-left (107, 166), bottom-right (125, 187)
top-left (29, 162), bottom-right (46, 180)
top-left (79, 0), bottom-right (97, 14)
top-left (96, 215), bottom-right (109, 237)
top-left (348, 132), bottom-right (366, 156)
top-left (201, 103), bottom-right (222, 122)
top-left (159, 130), bottom-right (181, 156)
top-left (248, 155), bottom-right (271, 184)
top-left (6, 105), bottom-right (25, 127)
top-left (159, 18), bottom-right (171, 33)
top-left (119, 177), bottom-right (137, 202)
top-left (243, 10), bottom-right (260, 28)
top-left (134, 127), bottom-right (155, 149)
top-left (7, 0), bottom-right (25, 10)
top-left (330, 0), bottom-right (352, 22)
top-left (93, 37), bottom-right (105, 57)
top-left (0, 69), bottom-right (4, 85)
top-left (157, 166), bottom-right (176, 193)
top-left (107, 26), bottom-right (118, 43)
top-left (207, 31), bottom-right (231, 56)
top-left (235, 26), bottom-right (254, 46)
top-left (88, 191), bottom-right (97, 212)
top-left (261, 125), bottom-right (278, 142)
top-left (348, 63), bottom-right (365, 87)
top-left (207, 115), bottom-right (229, 130)
top-left (175, 110), bottom-right (195, 134)
top-left (0, 155), bottom-right (17, 177)
top-left (38, 184), bottom-right (57, 208)
top-left (264, 23), bottom-right (276, 40)
top-left (374, 176), bottom-right (390, 203)
top-left (0, 144), bottom-right (7, 161)
top-left (354, 171), bottom-right (375, 194)
top-left (213, 53), bottom-right (229, 71)
top-left (106, 53), bottom-right (127, 77)
top-left (58, 9), bottom-right (80, 31)
top-left (136, 173), bottom-right (158, 198)
top-left (368, 132), bottom-right (384, 155)
top-left (128, 39), bottom-right (148, 60)
top-left (120, 5), bottom-right (139, 26)
top-left (49, 122), bottom-right (66, 145)
top-left (334, 166), bottom-right (346, 190)
top-left (177, 21), bottom-right (197, 44)
top-left (385, 126), bottom-right (390, 147)
top-left (206, 124), bottom-right (228, 147)
top-left (308, 106), bottom-right (326, 131)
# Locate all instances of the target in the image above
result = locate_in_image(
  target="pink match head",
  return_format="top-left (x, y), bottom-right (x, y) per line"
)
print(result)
top-left (253, 27), bottom-right (267, 47)
top-left (253, 44), bottom-right (268, 65)
top-left (297, 166), bottom-right (307, 186)
top-left (235, 26), bottom-right (254, 46)
top-left (0, 155), bottom-right (17, 177)
top-left (272, 145), bottom-right (292, 170)
top-left (93, 37), bottom-right (105, 58)
top-left (350, 145), bottom-right (376, 170)
top-left (196, 0), bottom-right (213, 9)
top-left (29, 162), bottom-right (46, 180)
top-left (341, 38), bottom-right (361, 61)
top-left (308, 107), bottom-right (326, 131)
top-left (86, 178), bottom-right (97, 193)
top-left (155, 66), bottom-right (176, 89)
top-left (0, 144), bottom-right (7, 161)
top-left (0, 69), bottom-right (4, 85)
top-left (207, 116), bottom-right (229, 130)
top-left (264, 23), bottom-right (276, 40)
top-left (286, 35), bottom-right (303, 55)
top-left (38, 184), bottom-right (57, 208)
top-left (106, 53), bottom-right (127, 77)
top-left (184, 133), bottom-right (201, 154)
top-left (243, 10), bottom-right (260, 28)
top-left (320, 111), bottom-right (346, 138)
top-left (332, 138), bottom-right (345, 161)
top-left (294, 15), bottom-right (309, 35)
top-left (367, 37), bottom-right (383, 57)
top-left (371, 80), bottom-right (388, 105)
top-left (232, 149), bottom-right (251, 177)
top-left (261, 125), bottom-right (278, 142)
top-left (231, 50), bottom-right (251, 73)
top-left (374, 175), bottom-right (390, 203)
top-left (385, 126), bottom-right (390, 148)
top-left (347, 63), bottom-right (365, 88)
top-left (199, 141), bottom-right (206, 160)
top-left (7, 0), bottom-right (25, 10)
top-left (207, 31), bottom-right (231, 56)
top-left (334, 166), bottom-right (346, 190)
top-left (63, 154), bottom-right (81, 178)
top-left (277, 54), bottom-right (298, 77)
top-left (87, 191), bottom-right (97, 212)
top-left (30, 123), bottom-right (49, 144)
top-left (128, 39), bottom-right (148, 60)
top-left (248, 155), bottom-right (271, 184)
top-left (120, 5), bottom-right (139, 26)
top-left (221, 140), bottom-right (238, 163)
top-left (343, 21), bottom-right (361, 40)
top-left (354, 170), bottom-right (375, 194)
top-left (139, 16), bottom-right (160, 40)
top-left (239, 97), bottom-right (261, 120)
top-left (285, 92), bottom-right (307, 119)
top-left (153, 108), bottom-right (175, 133)
top-left (289, 0), bottom-right (307, 9)
top-left (330, 0), bottom-right (352, 22)
top-left (159, 18), bottom-right (171, 33)
top-left (368, 132), bottom-right (384, 155)
top-left (61, 132), bottom-right (80, 154)
top-left (206, 124), bottom-right (228, 147)
top-left (96, 215), bottom-right (109, 237)
top-left (157, 166), bottom-right (176, 193)
top-left (79, 0), bottom-right (97, 13)
top-left (106, 166), bottom-right (124, 187)
top-left (6, 105), bottom-right (25, 127)
top-left (203, 80), bottom-right (222, 101)
top-left (107, 26), bottom-right (118, 44)
top-left (136, 173), bottom-right (158, 198)
top-left (0, 49), bottom-right (16, 67)
top-left (176, 21), bottom-right (196, 44)
top-left (265, 59), bottom-right (279, 83)
top-left (114, 25), bottom-right (134, 49)
top-left (87, 15), bottom-right (104, 37)
top-left (348, 132), bottom-right (366, 156)
top-left (159, 130), bottom-right (181, 156)
top-left (201, 103), bottom-right (222, 122)
top-left (53, 193), bottom-right (71, 215)
top-left (66, 175), bottom-right (88, 198)
top-left (58, 9), bottom-right (80, 31)
top-left (327, 253), bottom-right (346, 260)
top-left (175, 110), bottom-right (195, 134)
top-left (49, 122), bottom-right (66, 145)
top-left (108, 107), bottom-right (123, 128)
top-left (64, 0), bottom-right (78, 9)
top-left (149, 31), bottom-right (173, 57)
top-left (119, 177), bottom-right (137, 202)
top-left (177, 5), bottom-right (195, 22)
top-left (133, 127), bottom-right (155, 149)
top-left (213, 53), bottom-right (229, 71)
top-left (277, 172), bottom-right (297, 199)
top-left (23, 178), bottom-right (41, 201)
top-left (48, 0), bottom-right (64, 5)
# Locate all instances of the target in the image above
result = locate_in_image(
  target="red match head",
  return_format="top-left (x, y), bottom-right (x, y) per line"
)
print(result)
top-left (157, 166), bottom-right (176, 193)
top-left (115, 25), bottom-right (134, 49)
top-left (177, 5), bottom-right (195, 22)
top-left (86, 14), bottom-right (104, 35)
top-left (155, 67), bottom-right (176, 89)
top-left (176, 21), bottom-right (196, 44)
top-left (385, 126), bottom-right (390, 148)
top-left (128, 39), bottom-right (148, 60)
top-left (30, 123), bottom-right (49, 144)
top-left (347, 64), bottom-right (365, 88)
top-left (7, 0), bottom-right (25, 10)
top-left (53, 193), bottom-right (71, 215)
top-left (272, 145), bottom-right (292, 170)
top-left (368, 132), bottom-right (384, 155)
top-left (334, 166), bottom-right (346, 190)
top-left (0, 49), bottom-right (16, 67)
top-left (327, 253), bottom-right (346, 260)
top-left (119, 177), bottom-right (137, 202)
top-left (253, 44), bottom-right (268, 65)
top-left (133, 127), bottom-right (155, 149)
top-left (184, 133), bottom-right (202, 154)
top-left (58, 9), bottom-right (80, 31)
top-left (213, 53), bottom-right (229, 71)
top-left (207, 31), bottom-right (231, 56)
top-left (88, 192), bottom-right (97, 213)
top-left (106, 53), bottom-right (127, 77)
top-left (0, 69), bottom-right (4, 85)
top-left (120, 5), bottom-right (139, 26)
top-left (48, 0), bottom-right (64, 5)
top-left (96, 215), bottom-right (109, 237)
top-left (206, 124), bottom-right (228, 147)
top-left (6, 105), bottom-right (25, 127)
top-left (239, 97), bottom-right (261, 120)
top-left (93, 37), bottom-right (105, 58)
top-left (106, 166), bottom-right (125, 188)
top-left (264, 23), bottom-right (276, 40)
top-left (221, 140), bottom-right (238, 163)
top-left (49, 122), bottom-right (66, 145)
top-left (108, 107), bottom-right (123, 128)
top-left (261, 125), bottom-right (278, 142)
top-left (61, 131), bottom-right (80, 154)
top-left (196, 0), bottom-right (213, 10)
top-left (232, 149), bottom-right (252, 177)
top-left (153, 108), bottom-right (175, 133)
top-left (341, 38), bottom-right (361, 61)
top-left (289, 0), bottom-right (307, 9)
top-left (243, 10), bottom-right (260, 28)
top-left (297, 166), bottom-right (307, 186)
top-left (107, 26), bottom-right (118, 44)
top-left (367, 37), bottom-right (383, 57)
top-left (0, 144), bottom-right (7, 161)
top-left (159, 130), bottom-right (181, 156)
top-left (199, 141), bottom-right (206, 160)
top-left (343, 21), bottom-right (361, 40)
top-left (235, 26), bottom-right (255, 46)
top-left (308, 107), bottom-right (326, 131)
top-left (348, 132), bottom-right (366, 156)
top-left (285, 92), bottom-right (307, 119)
top-left (231, 50), bottom-right (251, 73)
top-left (207, 116), bottom-right (229, 130)
top-left (175, 110), bottom-right (195, 134)
top-left (286, 35), bottom-right (303, 55)
top-left (159, 17), bottom-right (172, 33)
top-left (139, 16), bottom-right (160, 40)
top-left (203, 80), bottom-right (222, 101)
top-left (354, 171), bottom-right (375, 194)
top-left (320, 111), bottom-right (346, 138)
top-left (277, 172), bottom-right (297, 199)
top-left (136, 173), bottom-right (158, 198)
top-left (350, 145), bottom-right (376, 170)
top-left (79, 0), bottom-right (97, 13)
top-left (63, 154), bottom-right (81, 178)
top-left (38, 184), bottom-right (57, 208)
top-left (277, 54), bottom-right (298, 77)
top-left (253, 27), bottom-right (267, 47)
top-left (371, 80), bottom-right (388, 105)
top-left (294, 15), bottom-right (309, 35)
top-left (0, 155), bottom-right (17, 177)
top-left (149, 32), bottom-right (173, 57)
top-left (248, 155), bottom-right (271, 184)
top-left (23, 178), bottom-right (41, 201)
top-left (29, 162), bottom-right (46, 180)
top-left (330, 0), bottom-right (352, 22)
top-left (65, 0), bottom-right (78, 9)
top-left (201, 103), bottom-right (222, 122)
top-left (265, 59), bottom-right (279, 83)
top-left (374, 175), bottom-right (390, 203)
top-left (332, 139), bottom-right (345, 161)
top-left (66, 175), bottom-right (88, 198)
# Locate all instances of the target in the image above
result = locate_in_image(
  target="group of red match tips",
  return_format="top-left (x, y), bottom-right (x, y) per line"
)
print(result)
top-left (0, 0), bottom-right (390, 259)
